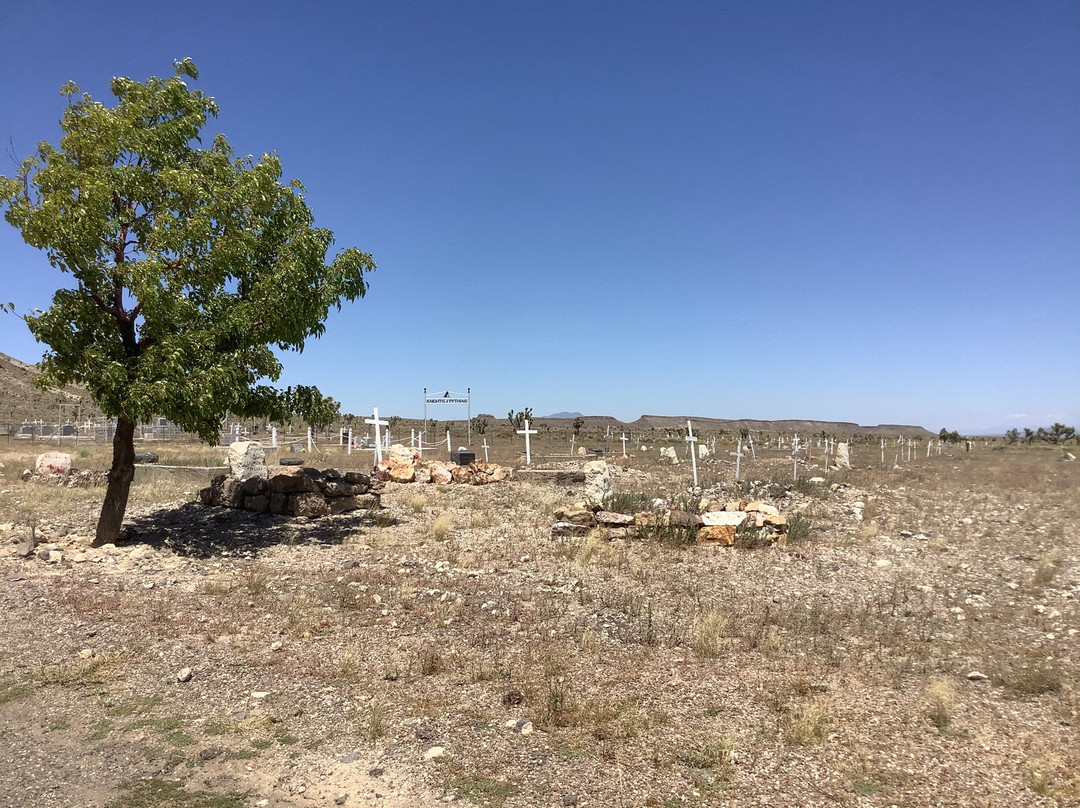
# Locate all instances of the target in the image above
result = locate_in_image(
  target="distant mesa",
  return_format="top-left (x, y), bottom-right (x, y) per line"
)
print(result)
top-left (540, 411), bottom-right (584, 419)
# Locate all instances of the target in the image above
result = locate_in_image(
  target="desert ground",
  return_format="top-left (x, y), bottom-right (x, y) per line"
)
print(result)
top-left (0, 433), bottom-right (1077, 808)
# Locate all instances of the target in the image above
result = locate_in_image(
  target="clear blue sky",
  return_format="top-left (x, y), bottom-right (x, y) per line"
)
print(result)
top-left (1, 1), bottom-right (1077, 434)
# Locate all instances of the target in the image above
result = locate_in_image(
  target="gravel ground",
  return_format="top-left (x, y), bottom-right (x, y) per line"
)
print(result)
top-left (0, 444), bottom-right (1077, 808)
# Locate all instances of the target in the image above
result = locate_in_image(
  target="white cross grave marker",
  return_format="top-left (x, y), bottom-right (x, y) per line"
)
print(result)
top-left (517, 419), bottom-right (537, 466)
top-left (307, 426), bottom-right (312, 453)
top-left (570, 435), bottom-right (576, 455)
top-left (792, 438), bottom-right (801, 482)
top-left (271, 426), bottom-right (277, 448)
top-left (748, 435), bottom-right (756, 458)
top-left (729, 439), bottom-right (745, 481)
top-left (482, 438), bottom-right (490, 463)
top-left (685, 420), bottom-right (699, 489)
top-left (446, 430), bottom-right (452, 456)
top-left (621, 433), bottom-right (628, 456)
top-left (348, 428), bottom-right (353, 455)
top-left (365, 407), bottom-right (389, 464)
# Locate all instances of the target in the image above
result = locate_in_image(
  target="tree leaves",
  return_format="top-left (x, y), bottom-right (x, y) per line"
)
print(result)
top-left (0, 61), bottom-right (374, 443)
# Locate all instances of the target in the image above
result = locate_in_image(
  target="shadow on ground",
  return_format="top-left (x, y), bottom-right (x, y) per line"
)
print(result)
top-left (116, 503), bottom-right (398, 558)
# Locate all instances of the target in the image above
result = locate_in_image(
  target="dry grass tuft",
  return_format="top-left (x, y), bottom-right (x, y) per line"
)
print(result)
top-left (925, 677), bottom-right (954, 732)
top-left (432, 514), bottom-right (453, 541)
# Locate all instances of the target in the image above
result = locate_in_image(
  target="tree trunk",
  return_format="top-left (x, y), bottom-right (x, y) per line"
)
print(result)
top-left (93, 417), bottom-right (136, 547)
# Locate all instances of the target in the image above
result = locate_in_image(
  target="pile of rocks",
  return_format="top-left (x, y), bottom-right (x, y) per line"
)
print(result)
top-left (198, 441), bottom-right (381, 519)
top-left (20, 452), bottom-right (106, 488)
top-left (550, 497), bottom-right (789, 547)
top-left (373, 445), bottom-right (513, 486)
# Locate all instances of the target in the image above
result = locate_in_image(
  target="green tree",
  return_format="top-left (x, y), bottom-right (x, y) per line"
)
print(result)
top-left (1047, 423), bottom-right (1076, 445)
top-left (1004, 428), bottom-right (1020, 444)
top-left (471, 416), bottom-right (488, 436)
top-left (0, 60), bottom-right (375, 545)
top-left (572, 416), bottom-right (584, 436)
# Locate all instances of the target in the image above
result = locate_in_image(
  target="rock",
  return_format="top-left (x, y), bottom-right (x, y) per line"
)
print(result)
top-left (595, 511), bottom-right (635, 526)
top-left (217, 477), bottom-right (244, 508)
top-left (551, 522), bottom-right (590, 538)
top-left (1064, 453), bottom-right (1076, 462)
top-left (634, 512), bottom-right (659, 527)
top-left (583, 461), bottom-right (613, 507)
top-left (450, 466), bottom-right (474, 484)
top-left (659, 446), bottom-right (679, 464)
top-left (388, 462), bottom-right (416, 484)
top-left (701, 511), bottom-right (747, 527)
top-left (833, 442), bottom-right (851, 469)
top-left (563, 795), bottom-right (579, 807)
top-left (554, 504), bottom-right (596, 527)
top-left (967, 671), bottom-right (989, 681)
top-left (290, 492), bottom-right (330, 518)
top-left (279, 457), bottom-right (304, 466)
top-left (343, 471), bottom-right (372, 488)
top-left (576, 446), bottom-right (587, 456)
top-left (668, 511), bottom-right (702, 528)
top-left (334, 795), bottom-right (348, 806)
top-left (429, 463), bottom-right (453, 485)
top-left (177, 667), bottom-right (193, 682)
top-left (328, 495), bottom-right (363, 514)
top-left (48, 550), bottom-right (63, 564)
top-left (697, 525), bottom-right (737, 545)
top-left (422, 746), bottom-right (446, 761)
top-left (133, 451), bottom-right (159, 464)
top-left (745, 501), bottom-right (779, 516)
top-left (388, 444), bottom-right (418, 465)
top-left (698, 444), bottom-right (710, 458)
top-left (763, 514), bottom-right (787, 527)
top-left (228, 441), bottom-right (268, 481)
top-left (78, 648), bottom-right (95, 659)
top-left (199, 747), bottom-right (224, 761)
top-left (808, 477), bottom-right (826, 484)
top-left (323, 481), bottom-right (363, 497)
top-left (267, 468), bottom-right (321, 494)
top-left (14, 542), bottom-right (33, 558)
top-left (244, 495), bottom-right (269, 513)
top-left (269, 493), bottom-right (288, 514)
top-left (35, 452), bottom-right (72, 475)
top-left (413, 466), bottom-right (432, 484)
top-left (353, 494), bottom-right (380, 510)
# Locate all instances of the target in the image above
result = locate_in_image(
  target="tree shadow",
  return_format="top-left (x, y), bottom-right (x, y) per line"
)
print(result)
top-left (116, 502), bottom-right (396, 559)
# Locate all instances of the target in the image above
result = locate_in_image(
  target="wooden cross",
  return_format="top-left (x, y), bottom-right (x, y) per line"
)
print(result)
top-left (685, 420), bottom-right (699, 489)
top-left (570, 434), bottom-right (576, 455)
top-left (271, 426), bottom-right (277, 448)
top-left (482, 438), bottom-right (490, 463)
top-left (620, 433), bottom-right (628, 456)
top-left (729, 439), bottom-right (745, 480)
top-left (365, 407), bottom-right (389, 464)
top-left (792, 440), bottom-right (801, 482)
top-left (446, 430), bottom-right (452, 456)
top-left (517, 419), bottom-right (537, 465)
top-left (306, 426), bottom-right (312, 453)
top-left (347, 427), bottom-right (353, 455)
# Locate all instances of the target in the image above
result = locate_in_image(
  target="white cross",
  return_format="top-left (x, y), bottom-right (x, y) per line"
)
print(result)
top-left (792, 441), bottom-right (801, 482)
top-left (446, 430), bottom-right (451, 455)
top-left (729, 439), bottom-right (745, 480)
top-left (339, 427), bottom-right (343, 446)
top-left (271, 426), bottom-right (277, 448)
top-left (365, 407), bottom-right (389, 464)
top-left (517, 419), bottom-right (537, 465)
top-left (347, 427), bottom-right (353, 455)
top-left (748, 435), bottom-right (755, 458)
top-left (482, 438), bottom-right (490, 463)
top-left (306, 426), bottom-right (312, 453)
top-left (685, 420), bottom-right (699, 489)
top-left (620, 432), bottom-right (628, 456)
top-left (570, 435), bottom-right (576, 455)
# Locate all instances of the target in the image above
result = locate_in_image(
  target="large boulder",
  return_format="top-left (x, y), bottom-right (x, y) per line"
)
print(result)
top-left (268, 468), bottom-right (321, 494)
top-left (388, 462), bottom-right (416, 484)
top-left (583, 461), bottom-right (612, 508)
top-left (290, 492), bottom-right (330, 518)
top-left (554, 504), bottom-right (596, 527)
top-left (659, 446), bottom-right (679, 464)
top-left (35, 452), bottom-right (71, 475)
top-left (701, 511), bottom-right (747, 527)
top-left (697, 525), bottom-right (736, 545)
top-left (228, 441), bottom-right (268, 481)
top-left (388, 444), bottom-right (419, 465)
top-left (429, 463), bottom-right (454, 485)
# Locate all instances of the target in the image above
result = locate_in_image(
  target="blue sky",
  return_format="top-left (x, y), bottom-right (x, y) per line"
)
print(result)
top-left (1, 1), bottom-right (1076, 434)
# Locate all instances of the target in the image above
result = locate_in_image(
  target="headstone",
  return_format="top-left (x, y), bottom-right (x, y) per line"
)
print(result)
top-left (659, 446), bottom-right (679, 464)
top-left (35, 452), bottom-right (71, 475)
top-left (583, 460), bottom-right (612, 507)
top-left (698, 444), bottom-right (710, 459)
top-left (228, 441), bottom-right (268, 481)
top-left (833, 442), bottom-right (851, 470)
top-left (388, 444), bottom-right (417, 465)
top-left (517, 419), bottom-right (537, 466)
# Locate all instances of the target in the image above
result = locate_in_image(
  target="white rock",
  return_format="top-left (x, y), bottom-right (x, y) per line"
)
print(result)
top-left (582, 461), bottom-right (612, 507)
top-left (833, 442), bottom-right (851, 469)
top-left (423, 746), bottom-right (447, 760)
top-left (701, 511), bottom-right (747, 527)
top-left (227, 441), bottom-right (268, 481)
top-left (177, 667), bottom-right (193, 682)
top-left (967, 671), bottom-right (988, 681)
top-left (36, 452), bottom-right (72, 475)
top-left (659, 447), bottom-right (679, 464)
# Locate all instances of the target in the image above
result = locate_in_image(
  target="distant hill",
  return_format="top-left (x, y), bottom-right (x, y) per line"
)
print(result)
top-left (531, 412), bottom-right (934, 438)
top-left (540, 411), bottom-right (584, 419)
top-left (0, 351), bottom-right (102, 425)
